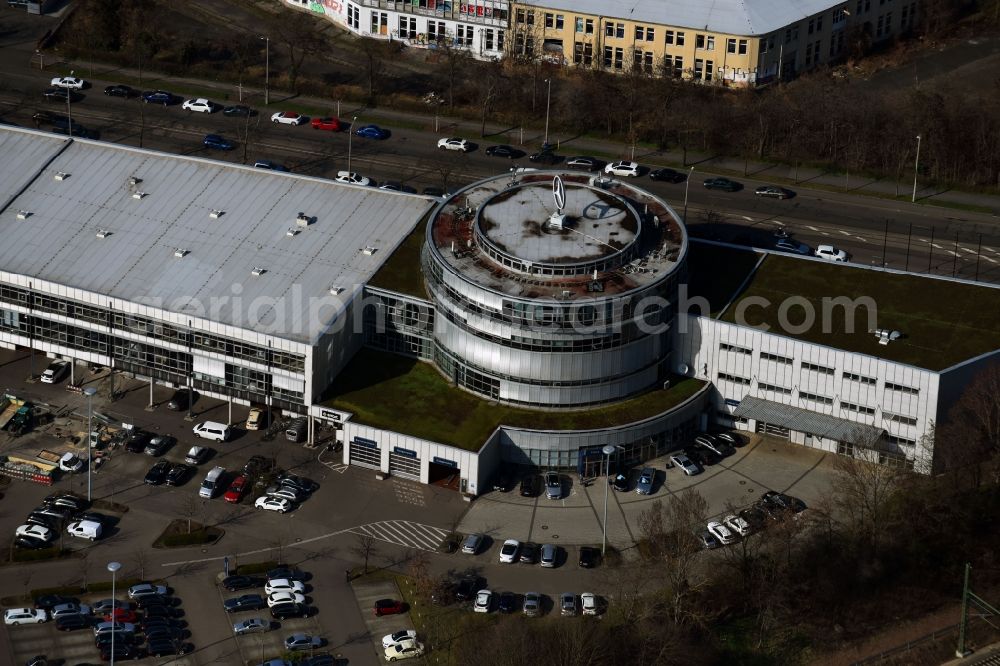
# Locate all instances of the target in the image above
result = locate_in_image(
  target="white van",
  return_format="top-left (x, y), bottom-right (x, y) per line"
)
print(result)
top-left (199, 466), bottom-right (226, 499)
top-left (66, 519), bottom-right (102, 541)
top-left (192, 421), bottom-right (231, 442)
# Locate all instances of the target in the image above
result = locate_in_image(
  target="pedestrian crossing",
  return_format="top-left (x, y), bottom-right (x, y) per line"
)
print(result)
top-left (349, 520), bottom-right (450, 552)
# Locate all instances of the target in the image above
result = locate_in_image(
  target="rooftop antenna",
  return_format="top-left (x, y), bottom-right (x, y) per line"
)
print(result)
top-left (546, 175), bottom-right (567, 230)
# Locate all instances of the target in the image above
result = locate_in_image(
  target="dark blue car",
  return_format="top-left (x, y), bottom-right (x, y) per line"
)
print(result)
top-left (142, 90), bottom-right (175, 105)
top-left (354, 124), bottom-right (389, 140)
top-left (253, 160), bottom-right (289, 172)
top-left (203, 134), bottom-right (234, 151)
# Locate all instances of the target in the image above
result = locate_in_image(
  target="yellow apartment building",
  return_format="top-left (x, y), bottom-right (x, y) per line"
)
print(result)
top-left (508, 0), bottom-right (919, 86)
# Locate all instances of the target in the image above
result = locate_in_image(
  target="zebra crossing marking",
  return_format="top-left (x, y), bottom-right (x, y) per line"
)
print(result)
top-left (348, 520), bottom-right (450, 551)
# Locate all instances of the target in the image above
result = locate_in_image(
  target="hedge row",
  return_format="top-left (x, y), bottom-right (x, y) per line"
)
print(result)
top-left (30, 577), bottom-right (143, 598)
top-left (235, 560), bottom-right (279, 576)
top-left (10, 547), bottom-right (72, 563)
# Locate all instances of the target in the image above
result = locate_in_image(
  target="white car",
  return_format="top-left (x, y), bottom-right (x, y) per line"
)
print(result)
top-left (336, 171), bottom-right (371, 186)
top-left (267, 591), bottom-right (306, 608)
top-left (255, 495), bottom-right (293, 513)
top-left (384, 639), bottom-right (424, 661)
top-left (50, 76), bottom-right (85, 90)
top-left (182, 98), bottom-right (216, 113)
top-left (15, 524), bottom-right (54, 542)
top-left (604, 160), bottom-right (640, 177)
top-left (669, 453), bottom-right (701, 476)
top-left (473, 589), bottom-right (492, 613)
top-left (498, 539), bottom-right (520, 564)
top-left (264, 579), bottom-right (305, 596)
top-left (437, 137), bottom-right (470, 152)
top-left (127, 582), bottom-right (168, 599)
top-left (581, 592), bottom-right (599, 616)
top-left (815, 244), bottom-right (849, 262)
top-left (271, 111), bottom-right (306, 125)
top-left (4, 608), bottom-right (47, 625)
top-left (40, 359), bottom-right (70, 383)
top-left (707, 520), bottom-right (738, 545)
top-left (382, 629), bottom-right (418, 649)
top-left (724, 514), bottom-right (752, 537)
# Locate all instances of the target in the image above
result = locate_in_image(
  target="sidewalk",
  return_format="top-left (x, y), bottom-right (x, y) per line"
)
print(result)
top-left (42, 53), bottom-right (1000, 218)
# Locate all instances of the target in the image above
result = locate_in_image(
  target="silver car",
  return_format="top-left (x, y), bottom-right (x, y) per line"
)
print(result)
top-left (522, 592), bottom-right (541, 617)
top-left (544, 472), bottom-right (561, 500)
top-left (559, 593), bottom-right (577, 616)
top-left (635, 467), bottom-right (656, 495)
top-left (233, 618), bottom-right (269, 635)
top-left (669, 453), bottom-right (701, 476)
top-left (461, 533), bottom-right (483, 555)
top-left (540, 543), bottom-right (557, 568)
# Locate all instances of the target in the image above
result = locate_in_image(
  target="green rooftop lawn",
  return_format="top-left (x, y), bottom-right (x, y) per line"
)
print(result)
top-left (684, 241), bottom-right (763, 316)
top-left (719, 253), bottom-right (1000, 371)
top-left (368, 216), bottom-right (428, 299)
top-left (322, 349), bottom-right (706, 451)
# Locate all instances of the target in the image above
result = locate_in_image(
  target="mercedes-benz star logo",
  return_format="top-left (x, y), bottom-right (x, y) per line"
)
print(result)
top-left (552, 175), bottom-right (565, 212)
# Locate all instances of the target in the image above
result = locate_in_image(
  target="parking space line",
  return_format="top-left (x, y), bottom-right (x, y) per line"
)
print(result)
top-left (525, 493), bottom-right (540, 542)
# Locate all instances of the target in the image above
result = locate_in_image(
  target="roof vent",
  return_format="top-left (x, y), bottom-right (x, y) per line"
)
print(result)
top-left (286, 228), bottom-right (300, 237)
top-left (250, 267), bottom-right (266, 277)
top-left (16, 210), bottom-right (31, 220)
top-left (209, 209), bottom-right (223, 219)
top-left (329, 286), bottom-right (344, 295)
top-left (132, 191), bottom-right (147, 200)
top-left (362, 246), bottom-right (377, 256)
top-left (95, 229), bottom-right (111, 239)
top-left (173, 248), bottom-right (189, 258)
top-left (873, 328), bottom-right (903, 346)
top-left (128, 176), bottom-right (142, 186)
top-left (295, 212), bottom-right (312, 227)
top-left (54, 171), bottom-right (69, 181)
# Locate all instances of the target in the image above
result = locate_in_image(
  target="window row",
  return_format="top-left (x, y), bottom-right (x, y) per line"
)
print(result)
top-left (719, 342), bottom-right (752, 355)
top-left (884, 382), bottom-right (920, 395)
top-left (758, 382), bottom-right (792, 395)
top-left (801, 361), bottom-right (835, 375)
top-left (843, 371), bottom-right (877, 385)
top-left (799, 391), bottom-right (833, 405)
top-left (717, 372), bottom-right (751, 386)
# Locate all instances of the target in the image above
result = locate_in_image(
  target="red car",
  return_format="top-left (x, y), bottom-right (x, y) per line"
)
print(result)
top-left (310, 116), bottom-right (342, 131)
top-left (104, 608), bottom-right (138, 623)
top-left (223, 474), bottom-right (250, 504)
top-left (374, 598), bottom-right (405, 617)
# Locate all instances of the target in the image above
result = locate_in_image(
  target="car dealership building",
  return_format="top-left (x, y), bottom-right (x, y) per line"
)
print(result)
top-left (2, 126), bottom-right (998, 496)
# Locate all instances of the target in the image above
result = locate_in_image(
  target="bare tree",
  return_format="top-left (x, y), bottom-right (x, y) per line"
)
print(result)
top-left (936, 362), bottom-right (1000, 485)
top-left (176, 495), bottom-right (203, 534)
top-left (351, 532), bottom-right (378, 574)
top-left (132, 548), bottom-right (150, 580)
top-left (270, 11), bottom-right (325, 93)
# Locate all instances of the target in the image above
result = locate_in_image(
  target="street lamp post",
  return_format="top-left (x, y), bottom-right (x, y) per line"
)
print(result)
top-left (683, 166), bottom-right (695, 223)
top-left (912, 134), bottom-right (922, 203)
top-left (543, 78), bottom-right (552, 147)
top-left (601, 444), bottom-right (617, 555)
top-left (347, 115), bottom-right (357, 174)
top-left (66, 71), bottom-right (73, 136)
top-left (260, 35), bottom-right (270, 106)
top-left (84, 386), bottom-right (97, 501)
top-left (107, 561), bottom-right (121, 665)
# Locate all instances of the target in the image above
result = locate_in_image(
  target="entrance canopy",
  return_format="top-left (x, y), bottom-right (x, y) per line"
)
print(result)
top-left (733, 396), bottom-right (885, 444)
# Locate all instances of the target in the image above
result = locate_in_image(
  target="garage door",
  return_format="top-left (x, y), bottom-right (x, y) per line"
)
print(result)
top-left (349, 437), bottom-right (381, 469)
top-left (756, 421), bottom-right (790, 438)
top-left (388, 447), bottom-right (421, 481)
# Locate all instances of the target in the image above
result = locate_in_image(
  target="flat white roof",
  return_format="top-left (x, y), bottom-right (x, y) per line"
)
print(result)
top-left (520, 0), bottom-right (842, 37)
top-left (0, 126), bottom-right (435, 345)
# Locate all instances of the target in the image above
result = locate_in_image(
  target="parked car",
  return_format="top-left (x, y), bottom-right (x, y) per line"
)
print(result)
top-left (104, 84), bottom-right (133, 98)
top-left (271, 111), bottom-right (306, 125)
top-left (485, 144), bottom-right (519, 158)
top-left (285, 633), bottom-right (323, 650)
top-left (697, 531), bottom-right (721, 549)
top-left (166, 463), bottom-right (193, 486)
top-left (815, 244), bottom-right (849, 262)
top-left (223, 595), bottom-right (266, 613)
top-left (56, 613), bottom-right (92, 631)
top-left (497, 591), bottom-right (517, 613)
top-left (143, 460), bottom-right (171, 485)
top-left (519, 542), bottom-right (539, 564)
top-left (246, 408), bottom-right (266, 430)
top-left (669, 453), bottom-right (701, 476)
top-left (166, 388), bottom-right (195, 410)
top-left (437, 137), bottom-right (470, 152)
top-left (649, 167), bottom-right (687, 182)
top-left (581, 592), bottom-right (599, 616)
top-left (270, 602), bottom-right (310, 620)
top-left (522, 592), bottom-right (541, 617)
top-left (578, 546), bottom-right (599, 568)
top-left (604, 160), bottom-right (640, 177)
top-left (265, 579), bottom-right (305, 596)
top-left (266, 485), bottom-right (307, 503)
top-left (4, 608), bottom-right (48, 625)
top-left (184, 445), bottom-right (211, 465)
top-left (127, 583), bottom-right (167, 600)
top-left (335, 171), bottom-right (371, 186)
top-left (695, 434), bottom-right (735, 458)
top-left (755, 185), bottom-right (794, 199)
top-left (611, 473), bottom-right (629, 492)
top-left (374, 599), bottom-right (405, 616)
top-left (378, 181), bottom-right (417, 193)
top-left (90, 599), bottom-right (132, 614)
top-left (43, 493), bottom-right (89, 511)
top-left (49, 603), bottom-right (90, 619)
top-left (223, 575), bottom-right (264, 592)
top-left (519, 475), bottom-right (538, 497)
top-left (102, 608), bottom-right (137, 623)
top-left (455, 577), bottom-right (479, 601)
top-left (224, 474), bottom-right (251, 503)
top-left (528, 150), bottom-right (560, 164)
top-left (473, 589), bottom-right (492, 613)
top-left (42, 87), bottom-right (74, 102)
top-left (492, 469), bottom-right (512, 492)
top-left (266, 566), bottom-right (305, 582)
top-left (124, 430), bottom-right (153, 453)
top-left (461, 533), bottom-right (483, 555)
top-left (277, 474), bottom-right (318, 494)
top-left (16, 524), bottom-right (54, 542)
top-left (255, 496), bottom-right (293, 513)
top-left (707, 520), bottom-right (738, 545)
top-left (761, 490), bottom-right (807, 514)
top-left (635, 467), bottom-right (656, 495)
top-left (382, 629), bottom-right (418, 649)
top-left (50, 76), bottom-right (86, 89)
top-left (775, 238), bottom-right (812, 255)
top-left (233, 618), bottom-right (269, 635)
top-left (724, 514), bottom-right (752, 537)
top-left (354, 124), bottom-right (389, 139)
top-left (559, 592), bottom-right (577, 616)
top-left (141, 90), bottom-right (175, 105)
top-left (203, 134), bottom-right (235, 151)
top-left (15, 535), bottom-right (50, 550)
top-left (40, 359), bottom-right (70, 384)
top-left (310, 116), bottom-right (341, 131)
top-left (544, 471), bottom-right (561, 499)
top-left (144, 435), bottom-right (175, 456)
top-left (565, 155), bottom-right (599, 170)
top-left (540, 543), bottom-right (558, 568)
top-left (714, 432), bottom-right (744, 448)
top-left (498, 539), bottom-right (520, 563)
top-left (384, 639), bottom-right (424, 661)
top-left (182, 98), bottom-right (217, 113)
top-left (254, 159), bottom-right (289, 172)
top-left (703, 177), bottom-right (742, 192)
top-left (222, 104), bottom-right (255, 117)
